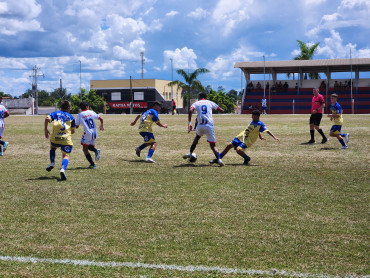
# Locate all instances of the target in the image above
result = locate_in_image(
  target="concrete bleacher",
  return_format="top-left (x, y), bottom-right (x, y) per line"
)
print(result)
top-left (242, 79), bottom-right (370, 114)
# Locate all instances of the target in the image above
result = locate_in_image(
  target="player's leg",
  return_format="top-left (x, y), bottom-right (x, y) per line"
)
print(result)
top-left (143, 133), bottom-right (157, 163)
top-left (209, 142), bottom-right (224, 166)
top-left (183, 134), bottom-right (201, 159)
top-left (235, 147), bottom-right (251, 165)
top-left (46, 145), bottom-right (57, 171)
top-left (145, 142), bottom-right (156, 163)
top-left (0, 128), bottom-right (7, 155)
top-left (83, 144), bottom-right (95, 168)
top-left (60, 145), bottom-right (73, 180)
top-left (331, 126), bottom-right (347, 149)
top-left (313, 114), bottom-right (327, 143)
top-left (136, 132), bottom-right (150, 157)
top-left (308, 114), bottom-right (316, 143)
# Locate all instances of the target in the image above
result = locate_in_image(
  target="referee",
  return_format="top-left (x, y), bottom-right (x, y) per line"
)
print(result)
top-left (308, 88), bottom-right (328, 144)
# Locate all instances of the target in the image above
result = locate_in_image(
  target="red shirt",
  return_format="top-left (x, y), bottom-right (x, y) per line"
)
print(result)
top-left (311, 94), bottom-right (325, 113)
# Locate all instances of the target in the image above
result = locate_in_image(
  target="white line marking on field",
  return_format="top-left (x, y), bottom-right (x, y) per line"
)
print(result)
top-left (0, 255), bottom-right (368, 277)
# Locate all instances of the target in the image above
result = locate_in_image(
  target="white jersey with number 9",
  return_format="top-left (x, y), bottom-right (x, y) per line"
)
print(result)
top-left (191, 99), bottom-right (219, 126)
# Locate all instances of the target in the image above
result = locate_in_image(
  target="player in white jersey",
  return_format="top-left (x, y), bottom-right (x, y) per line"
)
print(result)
top-left (0, 96), bottom-right (10, 156)
top-left (183, 92), bottom-right (224, 166)
top-left (76, 102), bottom-right (104, 169)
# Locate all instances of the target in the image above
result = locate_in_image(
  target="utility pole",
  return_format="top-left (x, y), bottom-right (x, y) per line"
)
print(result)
top-left (130, 76), bottom-right (133, 114)
top-left (140, 52), bottom-right (145, 79)
top-left (170, 58), bottom-right (174, 100)
top-left (79, 60), bottom-right (82, 100)
top-left (30, 65), bottom-right (44, 115)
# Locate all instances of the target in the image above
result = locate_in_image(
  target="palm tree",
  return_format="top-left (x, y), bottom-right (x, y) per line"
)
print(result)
top-left (293, 40), bottom-right (320, 79)
top-left (168, 68), bottom-right (210, 112)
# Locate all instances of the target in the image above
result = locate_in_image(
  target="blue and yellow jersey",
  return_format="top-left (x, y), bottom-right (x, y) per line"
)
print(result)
top-left (330, 102), bottom-right (343, 125)
top-left (235, 120), bottom-right (268, 148)
top-left (47, 111), bottom-right (76, 145)
top-left (138, 109), bottom-right (160, 133)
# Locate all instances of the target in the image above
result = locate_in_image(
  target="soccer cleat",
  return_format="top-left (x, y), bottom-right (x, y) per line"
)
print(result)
top-left (321, 137), bottom-right (328, 144)
top-left (243, 157), bottom-right (251, 165)
top-left (340, 145), bottom-right (348, 149)
top-left (95, 149), bottom-right (101, 161)
top-left (307, 140), bottom-right (316, 144)
top-left (46, 163), bottom-right (55, 172)
top-left (60, 168), bottom-right (67, 181)
top-left (182, 153), bottom-right (191, 159)
top-left (345, 133), bottom-right (350, 144)
top-left (0, 152), bottom-right (3, 156)
top-left (88, 164), bottom-right (97, 169)
top-left (135, 147), bottom-right (141, 157)
top-left (209, 158), bottom-right (218, 164)
top-left (3, 142), bottom-right (8, 152)
top-left (217, 159), bottom-right (224, 167)
top-left (145, 158), bottom-right (156, 163)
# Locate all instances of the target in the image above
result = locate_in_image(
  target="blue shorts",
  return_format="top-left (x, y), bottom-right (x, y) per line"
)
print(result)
top-left (51, 143), bottom-right (73, 155)
top-left (231, 137), bottom-right (247, 151)
top-left (330, 125), bottom-right (342, 134)
top-left (139, 132), bottom-right (156, 144)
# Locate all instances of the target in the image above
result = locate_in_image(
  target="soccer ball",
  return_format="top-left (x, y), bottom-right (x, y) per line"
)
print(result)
top-left (188, 153), bottom-right (197, 162)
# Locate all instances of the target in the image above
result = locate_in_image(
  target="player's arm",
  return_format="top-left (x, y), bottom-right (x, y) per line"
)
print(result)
top-left (156, 121), bottom-right (168, 128)
top-left (130, 114), bottom-right (141, 126)
top-left (4, 111), bottom-right (9, 118)
top-left (98, 117), bottom-right (104, 131)
top-left (266, 131), bottom-right (280, 142)
top-left (259, 133), bottom-right (266, 141)
top-left (313, 101), bottom-right (325, 114)
top-left (188, 106), bottom-right (195, 132)
top-left (44, 117), bottom-right (51, 139)
top-left (216, 106), bottom-right (224, 113)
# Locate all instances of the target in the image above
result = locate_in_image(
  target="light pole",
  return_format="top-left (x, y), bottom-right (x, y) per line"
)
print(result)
top-left (263, 55), bottom-right (266, 98)
top-left (170, 58), bottom-right (174, 100)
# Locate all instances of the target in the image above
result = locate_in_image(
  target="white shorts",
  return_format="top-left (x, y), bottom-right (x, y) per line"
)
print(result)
top-left (0, 127), bottom-right (4, 138)
top-left (81, 132), bottom-right (97, 146)
top-left (196, 124), bottom-right (216, 143)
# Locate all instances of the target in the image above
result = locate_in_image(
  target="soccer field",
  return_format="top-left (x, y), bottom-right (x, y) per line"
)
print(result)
top-left (0, 114), bottom-right (369, 277)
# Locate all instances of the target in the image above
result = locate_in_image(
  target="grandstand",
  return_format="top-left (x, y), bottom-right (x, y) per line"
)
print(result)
top-left (235, 58), bottom-right (370, 114)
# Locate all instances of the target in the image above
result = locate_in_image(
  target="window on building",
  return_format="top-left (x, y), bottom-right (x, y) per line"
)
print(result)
top-left (134, 92), bottom-right (144, 101)
top-left (111, 92), bottom-right (121, 101)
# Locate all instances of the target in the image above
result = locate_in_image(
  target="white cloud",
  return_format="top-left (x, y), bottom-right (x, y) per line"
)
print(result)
top-left (211, 0), bottom-right (253, 36)
top-left (317, 30), bottom-right (370, 58)
top-left (306, 0), bottom-right (370, 39)
top-left (303, 0), bottom-right (326, 6)
top-left (166, 11), bottom-right (179, 17)
top-left (187, 8), bottom-right (208, 19)
top-left (206, 45), bottom-right (265, 79)
top-left (0, 0), bottom-right (43, 35)
top-left (163, 47), bottom-right (198, 71)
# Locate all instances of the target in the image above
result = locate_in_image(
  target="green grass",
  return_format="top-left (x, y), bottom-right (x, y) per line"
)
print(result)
top-left (0, 114), bottom-right (369, 277)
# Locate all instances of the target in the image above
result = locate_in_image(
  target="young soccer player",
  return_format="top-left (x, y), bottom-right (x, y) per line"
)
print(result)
top-left (183, 92), bottom-right (224, 166)
top-left (44, 100), bottom-right (76, 180)
top-left (0, 96), bottom-right (10, 156)
top-left (327, 94), bottom-right (349, 149)
top-left (211, 110), bottom-right (280, 165)
top-left (130, 101), bottom-right (168, 163)
top-left (75, 101), bottom-right (104, 169)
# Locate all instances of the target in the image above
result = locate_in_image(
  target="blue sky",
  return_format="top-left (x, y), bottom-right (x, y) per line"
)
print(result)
top-left (0, 0), bottom-right (369, 96)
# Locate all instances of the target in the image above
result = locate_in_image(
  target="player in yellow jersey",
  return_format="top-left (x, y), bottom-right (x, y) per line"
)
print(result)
top-left (130, 101), bottom-right (168, 163)
top-left (327, 94), bottom-right (349, 149)
top-left (211, 110), bottom-right (280, 165)
top-left (44, 100), bottom-right (76, 180)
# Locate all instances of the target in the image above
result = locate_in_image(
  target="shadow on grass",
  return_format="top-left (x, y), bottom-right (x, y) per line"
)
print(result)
top-left (320, 147), bottom-right (338, 150)
top-left (173, 163), bottom-right (210, 168)
top-left (27, 176), bottom-right (61, 181)
top-left (300, 142), bottom-right (316, 145)
top-left (121, 159), bottom-right (147, 163)
top-left (225, 163), bottom-right (261, 167)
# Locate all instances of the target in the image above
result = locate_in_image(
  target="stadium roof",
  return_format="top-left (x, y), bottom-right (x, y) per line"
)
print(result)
top-left (234, 58), bottom-right (370, 74)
